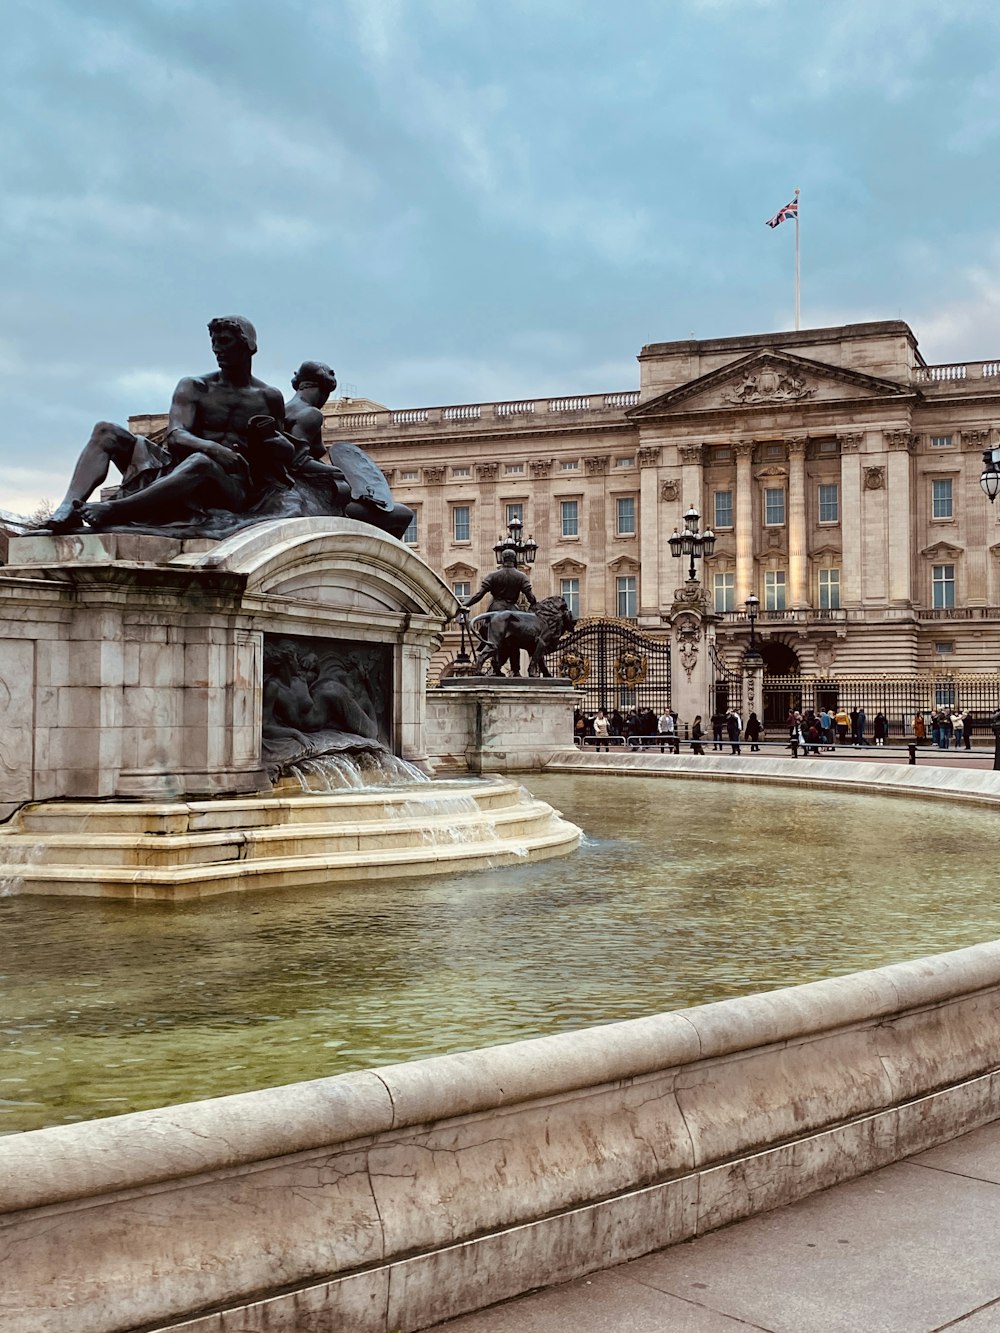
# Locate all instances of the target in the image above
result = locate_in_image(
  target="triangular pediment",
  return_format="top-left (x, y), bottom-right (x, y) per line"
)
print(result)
top-left (921, 541), bottom-right (963, 560)
top-left (444, 561), bottom-right (477, 580)
top-left (628, 350), bottom-right (915, 419)
top-left (608, 555), bottom-right (639, 575)
top-left (550, 557), bottom-right (587, 575)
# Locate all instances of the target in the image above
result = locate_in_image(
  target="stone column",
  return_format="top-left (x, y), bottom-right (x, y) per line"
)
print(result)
top-left (637, 445), bottom-right (661, 617)
top-left (787, 437), bottom-right (809, 608)
top-left (743, 656), bottom-right (765, 729)
top-left (735, 441), bottom-right (755, 602)
top-left (885, 431), bottom-right (915, 606)
top-left (839, 433), bottom-right (864, 608)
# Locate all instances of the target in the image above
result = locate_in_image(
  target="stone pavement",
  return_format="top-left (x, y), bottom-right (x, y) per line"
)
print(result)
top-left (427, 1119), bottom-right (1000, 1333)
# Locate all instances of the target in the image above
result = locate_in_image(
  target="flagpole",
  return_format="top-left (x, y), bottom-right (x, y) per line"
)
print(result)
top-left (794, 188), bottom-right (801, 331)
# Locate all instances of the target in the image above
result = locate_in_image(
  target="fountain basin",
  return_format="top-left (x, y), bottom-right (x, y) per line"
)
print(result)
top-left (0, 777), bottom-right (581, 900)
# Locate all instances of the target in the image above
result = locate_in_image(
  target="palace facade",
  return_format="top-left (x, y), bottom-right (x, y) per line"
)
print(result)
top-left (317, 320), bottom-right (1000, 682)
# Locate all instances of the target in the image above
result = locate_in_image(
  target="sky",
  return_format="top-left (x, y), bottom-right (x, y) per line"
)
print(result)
top-left (4, 0), bottom-right (1000, 516)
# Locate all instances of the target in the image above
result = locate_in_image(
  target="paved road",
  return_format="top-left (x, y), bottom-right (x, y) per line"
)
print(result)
top-left (428, 1120), bottom-right (1000, 1332)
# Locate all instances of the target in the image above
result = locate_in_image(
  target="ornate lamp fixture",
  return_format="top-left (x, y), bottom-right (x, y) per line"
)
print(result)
top-left (744, 594), bottom-right (761, 659)
top-left (981, 447), bottom-right (1000, 503)
top-left (493, 515), bottom-right (538, 567)
top-left (669, 506), bottom-right (716, 582)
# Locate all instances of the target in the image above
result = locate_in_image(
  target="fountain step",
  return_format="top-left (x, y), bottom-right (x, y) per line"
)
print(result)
top-left (11, 779), bottom-right (521, 835)
top-left (0, 803), bottom-right (560, 869)
top-left (0, 779), bottom-right (580, 899)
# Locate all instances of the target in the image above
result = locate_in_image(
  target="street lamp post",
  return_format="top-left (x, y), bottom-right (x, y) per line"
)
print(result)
top-left (668, 506), bottom-right (716, 582)
top-left (981, 447), bottom-right (1000, 503)
top-left (744, 594), bottom-right (761, 658)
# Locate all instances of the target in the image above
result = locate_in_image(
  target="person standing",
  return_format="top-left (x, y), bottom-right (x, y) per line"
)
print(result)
top-left (657, 707), bottom-right (675, 754)
top-left (939, 711), bottom-right (953, 750)
top-left (951, 710), bottom-right (965, 751)
top-left (710, 709), bottom-right (726, 751)
top-left (914, 712), bottom-right (927, 745)
top-left (873, 712), bottom-right (888, 746)
top-left (592, 708), bottom-right (611, 751)
top-left (962, 710), bottom-right (973, 750)
top-left (744, 711), bottom-right (762, 752)
top-left (835, 707), bottom-right (850, 746)
top-left (726, 710), bottom-right (742, 755)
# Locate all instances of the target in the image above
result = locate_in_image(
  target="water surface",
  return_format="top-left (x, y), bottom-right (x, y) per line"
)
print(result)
top-left (3, 774), bottom-right (1000, 1134)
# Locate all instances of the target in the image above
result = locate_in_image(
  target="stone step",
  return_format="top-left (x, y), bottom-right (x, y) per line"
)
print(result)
top-left (0, 801), bottom-right (559, 869)
top-left (0, 779), bottom-right (580, 900)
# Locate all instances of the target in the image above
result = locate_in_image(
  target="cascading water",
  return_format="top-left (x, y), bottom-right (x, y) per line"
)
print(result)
top-left (286, 748), bottom-right (430, 792)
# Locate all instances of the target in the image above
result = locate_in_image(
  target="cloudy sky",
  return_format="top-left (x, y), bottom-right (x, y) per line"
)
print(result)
top-left (4, 0), bottom-right (1000, 515)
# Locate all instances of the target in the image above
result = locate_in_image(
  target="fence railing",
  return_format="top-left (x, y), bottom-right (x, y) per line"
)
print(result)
top-left (759, 674), bottom-right (1000, 739)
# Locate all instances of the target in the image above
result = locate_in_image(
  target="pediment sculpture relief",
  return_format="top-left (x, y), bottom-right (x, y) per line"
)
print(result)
top-left (724, 367), bottom-right (816, 406)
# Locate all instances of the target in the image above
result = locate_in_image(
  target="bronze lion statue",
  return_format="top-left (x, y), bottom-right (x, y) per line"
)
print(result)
top-left (471, 596), bottom-right (576, 677)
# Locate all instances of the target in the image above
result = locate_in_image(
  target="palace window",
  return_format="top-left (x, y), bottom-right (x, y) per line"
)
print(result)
top-left (935, 641), bottom-right (955, 655)
top-left (400, 469), bottom-right (419, 481)
top-left (616, 575), bottom-right (638, 618)
top-left (930, 435), bottom-right (954, 448)
top-left (932, 564), bottom-right (955, 609)
top-left (764, 570), bottom-right (787, 610)
top-left (616, 496), bottom-right (636, 536)
top-left (559, 459), bottom-right (579, 471)
top-left (452, 466), bottom-right (471, 478)
top-left (818, 483), bottom-right (839, 524)
top-left (932, 478), bottom-right (954, 519)
top-left (560, 500), bottom-right (580, 537)
top-left (614, 456), bottom-right (635, 469)
top-left (714, 490), bottom-right (733, 529)
top-left (403, 511), bottom-right (419, 544)
top-left (765, 444), bottom-right (784, 460)
top-left (764, 487), bottom-right (786, 526)
top-left (560, 578), bottom-right (580, 617)
top-left (452, 506), bottom-right (471, 542)
top-left (818, 568), bottom-right (841, 609)
top-left (713, 572), bottom-right (735, 613)
top-left (713, 446), bottom-right (732, 462)
top-left (452, 581), bottom-right (471, 599)
top-left (505, 463), bottom-right (524, 475)
top-left (505, 502), bottom-right (524, 528)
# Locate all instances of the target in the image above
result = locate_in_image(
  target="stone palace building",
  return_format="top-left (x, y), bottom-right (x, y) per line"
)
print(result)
top-left (312, 320), bottom-right (1000, 684)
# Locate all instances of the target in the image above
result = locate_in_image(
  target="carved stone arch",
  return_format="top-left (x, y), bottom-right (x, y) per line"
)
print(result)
top-left (754, 465), bottom-right (789, 480)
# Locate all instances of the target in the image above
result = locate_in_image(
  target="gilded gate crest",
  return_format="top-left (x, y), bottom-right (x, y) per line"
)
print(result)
top-left (559, 650), bottom-right (590, 686)
top-left (615, 649), bottom-right (647, 688)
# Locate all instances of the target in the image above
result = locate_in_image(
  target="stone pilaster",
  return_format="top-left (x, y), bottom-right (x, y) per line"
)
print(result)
top-left (839, 433), bottom-right (864, 608)
top-left (638, 446), bottom-right (661, 616)
top-left (585, 455), bottom-right (610, 615)
top-left (787, 437), bottom-right (808, 607)
top-left (885, 431), bottom-right (914, 606)
top-left (735, 441), bottom-right (755, 602)
top-left (476, 462), bottom-right (500, 580)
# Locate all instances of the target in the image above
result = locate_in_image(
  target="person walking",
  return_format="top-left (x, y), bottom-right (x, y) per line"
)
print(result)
top-left (690, 715), bottom-right (706, 756)
top-left (745, 711), bottom-right (763, 752)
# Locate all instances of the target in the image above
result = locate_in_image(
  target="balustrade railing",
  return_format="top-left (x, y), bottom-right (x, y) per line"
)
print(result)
top-left (913, 361), bottom-right (1000, 383)
top-left (328, 389), bottom-right (639, 431)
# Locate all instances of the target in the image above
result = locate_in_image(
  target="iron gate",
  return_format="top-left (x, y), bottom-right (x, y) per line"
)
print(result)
top-left (544, 618), bottom-right (671, 714)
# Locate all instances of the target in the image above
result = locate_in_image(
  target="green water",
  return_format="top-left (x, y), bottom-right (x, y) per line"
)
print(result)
top-left (3, 774), bottom-right (1000, 1135)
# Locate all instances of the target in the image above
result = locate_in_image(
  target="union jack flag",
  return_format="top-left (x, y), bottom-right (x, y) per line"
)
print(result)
top-left (766, 198), bottom-right (798, 228)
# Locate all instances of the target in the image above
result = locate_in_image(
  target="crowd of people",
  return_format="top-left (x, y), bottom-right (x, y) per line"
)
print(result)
top-left (574, 704), bottom-right (978, 754)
